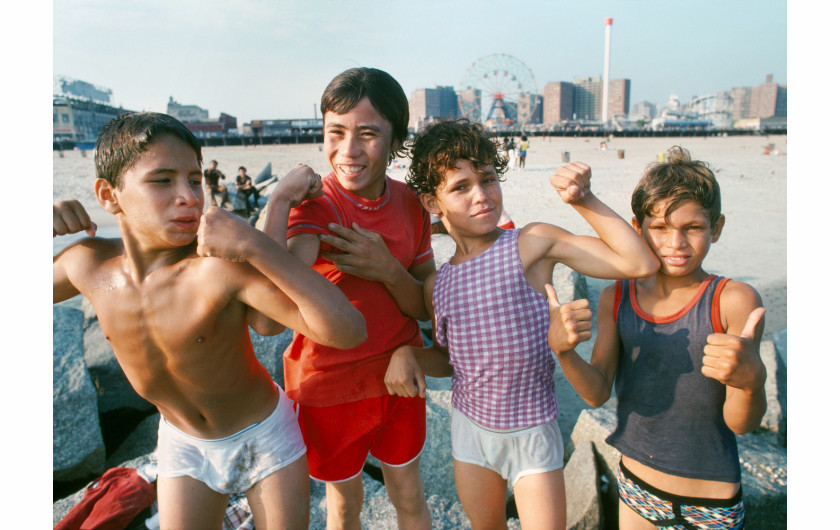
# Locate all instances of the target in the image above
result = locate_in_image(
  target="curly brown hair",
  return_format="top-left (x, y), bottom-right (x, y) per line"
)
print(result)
top-left (406, 119), bottom-right (507, 195)
top-left (631, 146), bottom-right (721, 226)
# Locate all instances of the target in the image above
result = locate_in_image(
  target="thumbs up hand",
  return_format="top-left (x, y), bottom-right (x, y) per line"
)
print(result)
top-left (546, 283), bottom-right (593, 356)
top-left (702, 307), bottom-right (767, 391)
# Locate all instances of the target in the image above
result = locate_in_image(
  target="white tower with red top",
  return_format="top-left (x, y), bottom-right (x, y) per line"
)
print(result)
top-left (602, 17), bottom-right (613, 124)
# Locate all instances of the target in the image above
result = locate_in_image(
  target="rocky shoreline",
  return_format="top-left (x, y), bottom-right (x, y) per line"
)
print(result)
top-left (53, 233), bottom-right (787, 529)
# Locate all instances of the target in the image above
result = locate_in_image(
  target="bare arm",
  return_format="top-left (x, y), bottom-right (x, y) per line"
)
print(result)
top-left (197, 207), bottom-right (366, 349)
top-left (384, 272), bottom-right (452, 397)
top-left (249, 165), bottom-right (324, 334)
top-left (53, 200), bottom-right (99, 303)
top-left (703, 282), bottom-right (767, 434)
top-left (527, 162), bottom-right (659, 279)
top-left (549, 283), bottom-right (620, 407)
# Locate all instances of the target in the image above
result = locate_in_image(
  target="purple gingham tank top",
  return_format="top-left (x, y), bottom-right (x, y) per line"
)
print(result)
top-left (433, 228), bottom-right (558, 430)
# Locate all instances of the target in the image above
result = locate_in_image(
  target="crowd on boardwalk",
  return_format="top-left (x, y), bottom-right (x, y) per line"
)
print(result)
top-left (53, 67), bottom-right (768, 530)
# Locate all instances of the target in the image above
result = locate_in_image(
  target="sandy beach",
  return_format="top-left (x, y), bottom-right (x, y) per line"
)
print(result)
top-left (53, 134), bottom-right (787, 335)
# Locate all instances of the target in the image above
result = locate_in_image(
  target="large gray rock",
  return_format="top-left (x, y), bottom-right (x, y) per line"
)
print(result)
top-left (249, 327), bottom-right (293, 385)
top-left (53, 305), bottom-right (106, 482)
top-left (83, 319), bottom-right (154, 413)
top-left (569, 402), bottom-right (787, 529)
top-left (106, 413), bottom-right (161, 469)
top-left (564, 440), bottom-right (603, 530)
top-left (759, 337), bottom-right (787, 447)
top-left (552, 264), bottom-right (588, 305)
top-left (420, 390), bottom-right (458, 502)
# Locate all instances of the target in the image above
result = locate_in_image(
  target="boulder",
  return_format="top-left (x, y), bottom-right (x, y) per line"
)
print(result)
top-left (53, 306), bottom-right (106, 483)
top-left (564, 440), bottom-right (603, 530)
top-left (552, 264), bottom-right (588, 305)
top-left (83, 319), bottom-right (155, 413)
top-left (759, 337), bottom-right (787, 447)
top-left (106, 413), bottom-right (161, 469)
top-left (569, 401), bottom-right (787, 529)
top-left (249, 327), bottom-right (293, 386)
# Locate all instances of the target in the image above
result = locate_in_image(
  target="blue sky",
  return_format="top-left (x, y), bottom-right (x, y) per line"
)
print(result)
top-left (51, 0), bottom-right (787, 124)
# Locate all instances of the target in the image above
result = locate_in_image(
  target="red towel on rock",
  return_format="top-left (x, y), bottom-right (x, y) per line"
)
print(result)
top-left (55, 467), bottom-right (156, 530)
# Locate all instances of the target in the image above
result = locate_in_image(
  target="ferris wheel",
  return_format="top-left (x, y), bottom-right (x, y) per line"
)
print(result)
top-left (458, 54), bottom-right (540, 128)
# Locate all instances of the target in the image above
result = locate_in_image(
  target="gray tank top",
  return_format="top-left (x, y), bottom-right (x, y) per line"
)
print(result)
top-left (605, 275), bottom-right (741, 483)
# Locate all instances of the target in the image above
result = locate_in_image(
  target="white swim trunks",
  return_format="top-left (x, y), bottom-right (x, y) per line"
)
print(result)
top-left (451, 407), bottom-right (564, 486)
top-left (156, 385), bottom-right (306, 494)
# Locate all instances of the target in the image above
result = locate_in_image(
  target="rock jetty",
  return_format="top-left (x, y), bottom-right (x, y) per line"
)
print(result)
top-left (53, 235), bottom-right (787, 529)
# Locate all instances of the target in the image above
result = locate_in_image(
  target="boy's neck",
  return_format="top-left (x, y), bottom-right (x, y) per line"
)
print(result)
top-left (117, 224), bottom-right (197, 281)
top-left (641, 267), bottom-right (710, 296)
top-left (448, 227), bottom-right (504, 264)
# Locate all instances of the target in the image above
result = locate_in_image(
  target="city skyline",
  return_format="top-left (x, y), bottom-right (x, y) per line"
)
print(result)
top-left (52, 0), bottom-right (786, 124)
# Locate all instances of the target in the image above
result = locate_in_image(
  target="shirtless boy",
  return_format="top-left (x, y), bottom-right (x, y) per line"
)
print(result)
top-left (53, 112), bottom-right (366, 529)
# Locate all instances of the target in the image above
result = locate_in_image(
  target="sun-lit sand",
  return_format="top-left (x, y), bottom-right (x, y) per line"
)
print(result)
top-left (53, 134), bottom-right (787, 334)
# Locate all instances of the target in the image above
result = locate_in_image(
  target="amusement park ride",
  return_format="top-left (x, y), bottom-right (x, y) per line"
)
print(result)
top-left (458, 54), bottom-right (540, 129)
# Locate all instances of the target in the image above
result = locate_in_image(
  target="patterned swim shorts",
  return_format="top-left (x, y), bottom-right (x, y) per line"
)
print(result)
top-left (617, 459), bottom-right (745, 529)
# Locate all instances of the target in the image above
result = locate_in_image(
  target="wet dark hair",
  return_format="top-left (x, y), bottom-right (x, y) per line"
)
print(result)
top-left (406, 119), bottom-right (507, 195)
top-left (95, 112), bottom-right (202, 189)
top-left (320, 67), bottom-right (409, 163)
top-left (631, 146), bottom-right (721, 225)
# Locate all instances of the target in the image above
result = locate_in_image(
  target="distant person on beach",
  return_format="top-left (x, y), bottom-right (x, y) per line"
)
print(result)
top-left (385, 119), bottom-right (658, 529)
top-left (236, 165), bottom-right (260, 215)
top-left (507, 136), bottom-right (517, 168)
top-left (547, 146), bottom-right (767, 529)
top-left (518, 135), bottom-right (529, 169)
top-left (261, 67), bottom-right (435, 529)
top-left (203, 159), bottom-right (230, 208)
top-left (53, 112), bottom-right (366, 529)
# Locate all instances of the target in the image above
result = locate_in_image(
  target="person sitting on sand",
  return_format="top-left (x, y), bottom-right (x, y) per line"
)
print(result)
top-left (203, 159), bottom-right (230, 208)
top-left (53, 112), bottom-right (366, 529)
top-left (546, 146), bottom-right (767, 529)
top-left (235, 165), bottom-right (260, 215)
top-left (385, 119), bottom-right (658, 529)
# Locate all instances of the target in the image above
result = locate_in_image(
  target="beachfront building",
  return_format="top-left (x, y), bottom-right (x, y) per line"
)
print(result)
top-left (542, 81), bottom-right (575, 126)
top-left (244, 118), bottom-right (323, 137)
top-left (410, 86), bottom-right (460, 132)
top-left (53, 76), bottom-right (132, 146)
top-left (630, 101), bottom-right (658, 122)
top-left (517, 92), bottom-right (543, 125)
top-left (730, 74), bottom-right (787, 120)
top-left (570, 76), bottom-right (630, 123)
top-left (166, 97), bottom-right (237, 138)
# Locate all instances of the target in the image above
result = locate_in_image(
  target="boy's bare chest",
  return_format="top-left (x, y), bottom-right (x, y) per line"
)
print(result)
top-left (83, 266), bottom-right (236, 357)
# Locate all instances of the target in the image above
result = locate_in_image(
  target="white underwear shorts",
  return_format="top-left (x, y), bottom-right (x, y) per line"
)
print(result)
top-left (156, 385), bottom-right (306, 494)
top-left (451, 407), bottom-right (564, 486)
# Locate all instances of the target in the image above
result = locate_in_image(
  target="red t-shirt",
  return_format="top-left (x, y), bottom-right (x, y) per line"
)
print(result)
top-left (285, 172), bottom-right (434, 406)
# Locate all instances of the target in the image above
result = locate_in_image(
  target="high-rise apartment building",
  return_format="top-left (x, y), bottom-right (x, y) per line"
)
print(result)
top-left (542, 81), bottom-right (575, 125)
top-left (607, 79), bottom-right (631, 119)
top-left (572, 76), bottom-right (602, 121)
top-left (571, 76), bottom-right (630, 122)
top-left (409, 86), bottom-right (459, 130)
top-left (731, 75), bottom-right (786, 120)
top-left (517, 93), bottom-right (543, 125)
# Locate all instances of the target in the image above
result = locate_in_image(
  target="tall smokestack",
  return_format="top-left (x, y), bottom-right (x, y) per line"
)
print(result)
top-left (602, 17), bottom-right (613, 124)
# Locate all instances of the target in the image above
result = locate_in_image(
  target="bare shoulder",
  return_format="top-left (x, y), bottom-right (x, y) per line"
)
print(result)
top-left (518, 221), bottom-right (567, 239)
top-left (719, 279), bottom-right (763, 332)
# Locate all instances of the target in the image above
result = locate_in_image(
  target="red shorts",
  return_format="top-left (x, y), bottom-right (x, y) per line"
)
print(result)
top-left (294, 394), bottom-right (426, 482)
